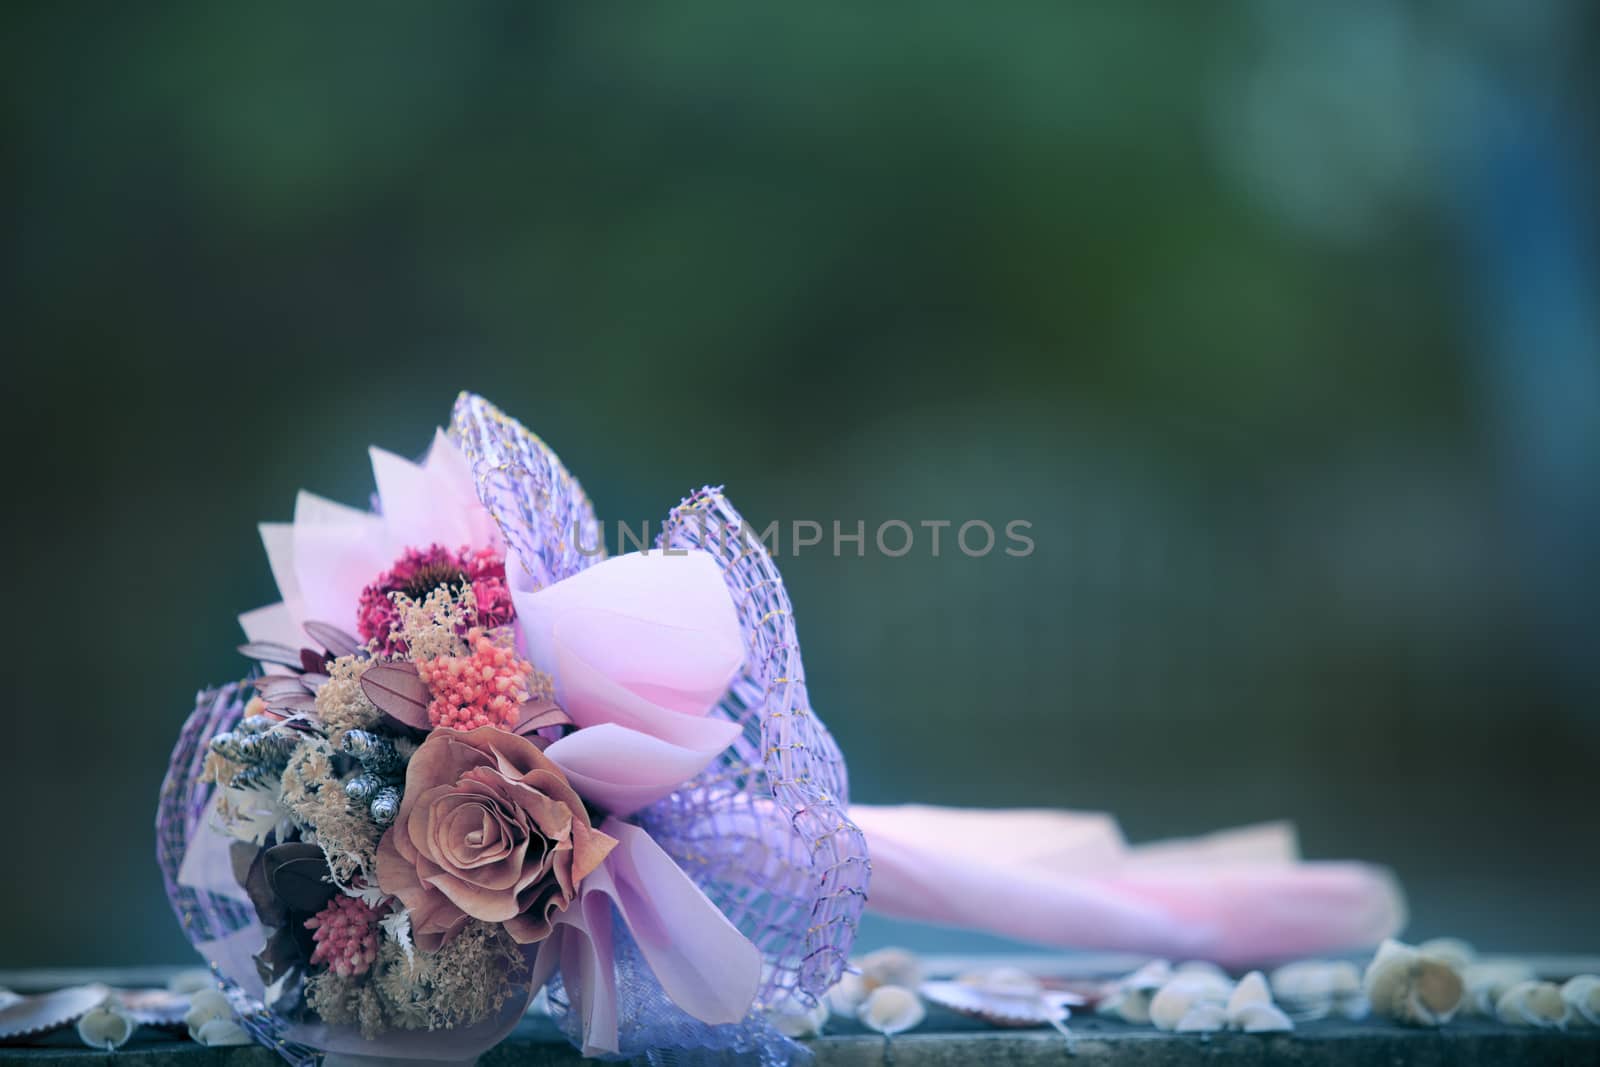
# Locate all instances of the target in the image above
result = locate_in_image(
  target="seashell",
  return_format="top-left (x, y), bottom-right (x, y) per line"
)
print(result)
top-left (1363, 939), bottom-right (1463, 1027)
top-left (1150, 976), bottom-right (1231, 1032)
top-left (858, 985), bottom-right (926, 1036)
top-left (1270, 960), bottom-right (1366, 1021)
top-left (1495, 980), bottom-right (1569, 1029)
top-left (1097, 988), bottom-right (1154, 1025)
top-left (166, 969), bottom-right (216, 995)
top-left (0, 984), bottom-right (111, 1041)
top-left (860, 948), bottom-right (925, 992)
top-left (1227, 971), bottom-right (1272, 1014)
top-left (1123, 960), bottom-right (1174, 992)
top-left (116, 988), bottom-right (192, 1027)
top-left (1562, 975), bottom-right (1600, 1027)
top-left (1417, 937), bottom-right (1476, 971)
top-left (827, 971), bottom-right (869, 1015)
top-left (194, 1017), bottom-right (254, 1046)
top-left (1461, 960), bottom-right (1537, 1017)
top-left (1175, 960), bottom-right (1231, 982)
top-left (184, 987), bottom-right (237, 1041)
top-left (1175, 1003), bottom-right (1228, 1032)
top-left (920, 978), bottom-right (1078, 1030)
top-left (1097, 959), bottom-right (1170, 1024)
top-left (76, 1000), bottom-right (135, 1051)
top-left (1233, 1002), bottom-right (1295, 1033)
top-left (767, 991), bottom-right (829, 1039)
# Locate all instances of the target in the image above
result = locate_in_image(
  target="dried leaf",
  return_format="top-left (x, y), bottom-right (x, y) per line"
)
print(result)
top-left (263, 843), bottom-right (335, 914)
top-left (303, 621), bottom-right (364, 659)
top-left (360, 662), bottom-right (432, 729)
top-left (515, 697), bottom-right (572, 735)
top-left (238, 642), bottom-right (305, 668)
top-left (264, 692), bottom-right (318, 713)
top-left (299, 649), bottom-right (331, 675)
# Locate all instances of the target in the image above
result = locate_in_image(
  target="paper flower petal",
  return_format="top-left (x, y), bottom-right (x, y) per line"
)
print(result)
top-left (545, 724), bottom-right (721, 817)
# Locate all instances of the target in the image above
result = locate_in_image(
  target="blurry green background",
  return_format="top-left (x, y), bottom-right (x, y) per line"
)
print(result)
top-left (4, 2), bottom-right (1597, 967)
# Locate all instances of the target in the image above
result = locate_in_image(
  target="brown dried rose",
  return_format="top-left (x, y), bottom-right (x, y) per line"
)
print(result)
top-left (375, 726), bottom-right (616, 950)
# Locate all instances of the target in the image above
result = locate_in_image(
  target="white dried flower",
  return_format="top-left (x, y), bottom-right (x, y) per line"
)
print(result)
top-left (1495, 980), bottom-right (1569, 1029)
top-left (1363, 939), bottom-right (1463, 1027)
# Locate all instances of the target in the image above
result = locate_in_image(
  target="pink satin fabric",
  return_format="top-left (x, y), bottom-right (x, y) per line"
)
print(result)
top-left (851, 805), bottom-right (1405, 967)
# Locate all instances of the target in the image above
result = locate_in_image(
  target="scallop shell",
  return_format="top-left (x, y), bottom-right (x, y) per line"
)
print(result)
top-left (827, 971), bottom-right (869, 1015)
top-left (920, 978), bottom-right (1078, 1029)
top-left (1097, 988), bottom-right (1154, 1025)
top-left (1563, 975), bottom-right (1600, 1028)
top-left (184, 988), bottom-right (237, 1042)
top-left (858, 985), bottom-right (926, 1036)
top-left (1363, 939), bottom-right (1463, 1027)
top-left (76, 1001), bottom-right (135, 1051)
top-left (0, 985), bottom-right (111, 1041)
top-left (1495, 980), bottom-right (1569, 1029)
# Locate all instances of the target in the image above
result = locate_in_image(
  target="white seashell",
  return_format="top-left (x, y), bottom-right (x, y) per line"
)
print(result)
top-left (767, 991), bottom-right (829, 1039)
top-left (859, 948), bottom-right (925, 992)
top-left (1227, 971), bottom-right (1272, 1014)
top-left (1363, 939), bottom-right (1463, 1026)
top-left (194, 1017), bottom-right (254, 1046)
top-left (0, 985), bottom-right (111, 1041)
top-left (166, 969), bottom-right (216, 995)
top-left (920, 979), bottom-right (1077, 1029)
top-left (1270, 960), bottom-right (1365, 1020)
top-left (857, 985), bottom-right (926, 1036)
top-left (76, 1000), bottom-right (135, 1051)
top-left (1562, 975), bottom-right (1600, 1027)
top-left (1462, 961), bottom-right (1537, 1017)
top-left (1233, 1002), bottom-right (1295, 1033)
top-left (1174, 1003), bottom-right (1228, 1032)
top-left (1495, 980), bottom-right (1569, 1029)
top-left (1123, 960), bottom-right (1173, 992)
top-left (1097, 988), bottom-right (1154, 1025)
top-left (1150, 977), bottom-right (1230, 1032)
top-left (1417, 938), bottom-right (1476, 971)
top-left (953, 966), bottom-right (1042, 1000)
top-left (1175, 960), bottom-right (1231, 982)
top-left (184, 988), bottom-right (237, 1042)
top-left (827, 972), bottom-right (869, 1015)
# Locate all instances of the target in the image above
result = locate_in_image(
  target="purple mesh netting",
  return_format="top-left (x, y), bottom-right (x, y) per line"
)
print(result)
top-left (156, 682), bottom-right (320, 1066)
top-left (449, 391), bottom-right (605, 590)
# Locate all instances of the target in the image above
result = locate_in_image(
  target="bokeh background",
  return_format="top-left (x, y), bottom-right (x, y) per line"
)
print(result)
top-left (4, 2), bottom-right (1597, 967)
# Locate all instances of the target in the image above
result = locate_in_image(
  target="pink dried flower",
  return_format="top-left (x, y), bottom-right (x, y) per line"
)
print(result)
top-left (357, 545), bottom-right (513, 654)
top-left (418, 628), bottom-right (535, 731)
top-left (305, 895), bottom-right (381, 978)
